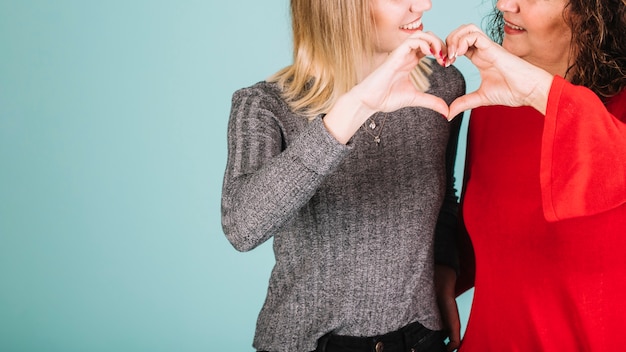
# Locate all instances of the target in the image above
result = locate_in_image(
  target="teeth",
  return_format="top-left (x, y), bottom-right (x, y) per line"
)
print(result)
top-left (504, 21), bottom-right (525, 31)
top-left (400, 20), bottom-right (421, 30)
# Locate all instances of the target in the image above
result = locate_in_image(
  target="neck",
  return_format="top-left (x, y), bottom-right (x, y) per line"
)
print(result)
top-left (525, 49), bottom-right (574, 81)
top-left (538, 61), bottom-right (572, 80)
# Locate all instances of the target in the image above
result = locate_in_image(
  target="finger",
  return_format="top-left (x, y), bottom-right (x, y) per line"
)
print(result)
top-left (444, 27), bottom-right (462, 62)
top-left (454, 33), bottom-right (481, 60)
top-left (444, 24), bottom-right (467, 46)
top-left (386, 37), bottom-right (426, 69)
top-left (443, 50), bottom-right (457, 68)
top-left (448, 91), bottom-right (487, 120)
top-left (445, 24), bottom-right (482, 61)
top-left (404, 31), bottom-right (445, 64)
top-left (410, 93), bottom-right (449, 117)
top-left (448, 25), bottom-right (490, 66)
top-left (423, 31), bottom-right (447, 66)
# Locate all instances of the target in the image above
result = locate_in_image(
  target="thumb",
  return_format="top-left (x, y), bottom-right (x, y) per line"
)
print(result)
top-left (447, 91), bottom-right (486, 121)
top-left (411, 93), bottom-right (450, 118)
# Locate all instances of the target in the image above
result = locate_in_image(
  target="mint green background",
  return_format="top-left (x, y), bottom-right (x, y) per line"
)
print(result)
top-left (0, 1), bottom-right (488, 351)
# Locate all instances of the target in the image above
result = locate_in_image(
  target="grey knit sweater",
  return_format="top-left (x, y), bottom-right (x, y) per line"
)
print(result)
top-left (221, 61), bottom-right (465, 352)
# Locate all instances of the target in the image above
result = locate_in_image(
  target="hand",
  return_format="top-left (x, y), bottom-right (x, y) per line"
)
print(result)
top-left (354, 30), bottom-right (450, 117)
top-left (323, 31), bottom-right (450, 144)
top-left (435, 264), bottom-right (461, 352)
top-left (444, 24), bottom-right (554, 120)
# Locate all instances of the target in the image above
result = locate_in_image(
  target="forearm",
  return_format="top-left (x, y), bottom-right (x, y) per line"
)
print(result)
top-left (222, 117), bottom-right (350, 251)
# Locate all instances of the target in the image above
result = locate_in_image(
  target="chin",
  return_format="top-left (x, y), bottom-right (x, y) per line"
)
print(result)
top-left (501, 40), bottom-right (522, 57)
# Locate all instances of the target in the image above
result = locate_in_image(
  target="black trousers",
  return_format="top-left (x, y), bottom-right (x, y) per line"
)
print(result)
top-left (260, 320), bottom-right (447, 352)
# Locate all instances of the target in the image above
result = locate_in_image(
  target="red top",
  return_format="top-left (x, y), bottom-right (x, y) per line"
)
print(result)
top-left (459, 76), bottom-right (626, 351)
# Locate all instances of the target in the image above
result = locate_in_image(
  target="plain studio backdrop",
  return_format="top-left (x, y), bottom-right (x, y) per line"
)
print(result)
top-left (0, 1), bottom-right (489, 351)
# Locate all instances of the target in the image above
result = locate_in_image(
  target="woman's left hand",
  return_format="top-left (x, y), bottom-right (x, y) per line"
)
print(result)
top-left (444, 24), bottom-right (554, 120)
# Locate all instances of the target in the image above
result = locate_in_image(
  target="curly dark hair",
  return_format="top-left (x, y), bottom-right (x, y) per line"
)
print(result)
top-left (484, 0), bottom-right (626, 99)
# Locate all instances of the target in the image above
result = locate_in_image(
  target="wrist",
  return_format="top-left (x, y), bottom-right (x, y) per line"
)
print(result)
top-left (525, 72), bottom-right (553, 115)
top-left (322, 94), bottom-right (377, 144)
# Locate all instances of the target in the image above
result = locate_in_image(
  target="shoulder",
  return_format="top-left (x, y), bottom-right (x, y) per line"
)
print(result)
top-left (231, 81), bottom-right (287, 111)
top-left (229, 81), bottom-right (307, 133)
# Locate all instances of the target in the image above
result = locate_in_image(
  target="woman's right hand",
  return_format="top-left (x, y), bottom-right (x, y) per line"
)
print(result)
top-left (444, 24), bottom-right (554, 120)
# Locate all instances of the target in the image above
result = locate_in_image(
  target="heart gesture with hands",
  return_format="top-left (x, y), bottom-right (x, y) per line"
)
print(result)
top-left (355, 30), bottom-right (450, 116)
top-left (323, 31), bottom-right (450, 144)
top-left (444, 24), bottom-right (554, 120)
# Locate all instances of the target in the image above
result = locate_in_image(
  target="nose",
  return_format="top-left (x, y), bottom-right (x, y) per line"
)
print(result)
top-left (496, 0), bottom-right (519, 12)
top-left (410, 0), bottom-right (432, 13)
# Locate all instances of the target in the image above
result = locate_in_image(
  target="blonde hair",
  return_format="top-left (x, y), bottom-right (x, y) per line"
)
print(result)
top-left (268, 0), bottom-right (432, 120)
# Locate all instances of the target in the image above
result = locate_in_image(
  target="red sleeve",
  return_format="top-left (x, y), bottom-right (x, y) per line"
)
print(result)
top-left (541, 76), bottom-right (626, 221)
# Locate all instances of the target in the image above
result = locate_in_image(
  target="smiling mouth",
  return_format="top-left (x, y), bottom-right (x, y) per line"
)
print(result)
top-left (504, 20), bottom-right (525, 31)
top-left (400, 19), bottom-right (422, 30)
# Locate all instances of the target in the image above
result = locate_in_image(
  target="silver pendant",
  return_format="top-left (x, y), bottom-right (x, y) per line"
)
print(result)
top-left (374, 136), bottom-right (381, 144)
top-left (369, 121), bottom-right (376, 129)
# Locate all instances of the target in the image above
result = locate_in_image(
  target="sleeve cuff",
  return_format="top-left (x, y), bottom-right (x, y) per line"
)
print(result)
top-left (290, 116), bottom-right (352, 176)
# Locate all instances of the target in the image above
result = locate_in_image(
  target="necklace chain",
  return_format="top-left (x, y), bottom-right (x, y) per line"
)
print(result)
top-left (361, 112), bottom-right (388, 146)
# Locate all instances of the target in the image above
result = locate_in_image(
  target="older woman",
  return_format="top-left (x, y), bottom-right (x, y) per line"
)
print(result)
top-left (442, 0), bottom-right (626, 350)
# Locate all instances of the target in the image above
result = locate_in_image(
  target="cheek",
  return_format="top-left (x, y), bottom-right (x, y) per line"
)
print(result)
top-left (544, 11), bottom-right (570, 37)
top-left (372, 20), bottom-right (394, 47)
top-left (543, 19), bottom-right (571, 48)
top-left (372, 14), bottom-right (390, 35)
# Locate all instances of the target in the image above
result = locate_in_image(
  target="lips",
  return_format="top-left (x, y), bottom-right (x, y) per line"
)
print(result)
top-left (504, 20), bottom-right (525, 31)
top-left (400, 18), bottom-right (422, 30)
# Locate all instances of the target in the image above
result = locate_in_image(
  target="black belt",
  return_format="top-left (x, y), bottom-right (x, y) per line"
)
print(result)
top-left (317, 320), bottom-right (445, 352)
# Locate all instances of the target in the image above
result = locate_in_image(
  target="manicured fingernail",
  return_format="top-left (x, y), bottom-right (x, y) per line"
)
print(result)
top-left (439, 50), bottom-right (444, 58)
top-left (430, 48), bottom-right (435, 55)
top-left (448, 52), bottom-right (456, 59)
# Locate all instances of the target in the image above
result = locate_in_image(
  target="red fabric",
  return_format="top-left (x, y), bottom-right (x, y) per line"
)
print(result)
top-left (458, 78), bottom-right (626, 351)
top-left (542, 76), bottom-right (626, 220)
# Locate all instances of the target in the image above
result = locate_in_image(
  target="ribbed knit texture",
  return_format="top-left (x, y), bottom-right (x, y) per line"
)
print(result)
top-left (221, 61), bottom-right (465, 352)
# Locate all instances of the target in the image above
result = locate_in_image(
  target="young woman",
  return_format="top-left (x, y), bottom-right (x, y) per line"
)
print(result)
top-left (221, 0), bottom-right (465, 351)
top-left (443, 0), bottom-right (626, 350)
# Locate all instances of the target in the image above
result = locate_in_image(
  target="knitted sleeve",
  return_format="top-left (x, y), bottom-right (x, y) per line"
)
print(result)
top-left (541, 76), bottom-right (626, 221)
top-left (221, 85), bottom-right (351, 251)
